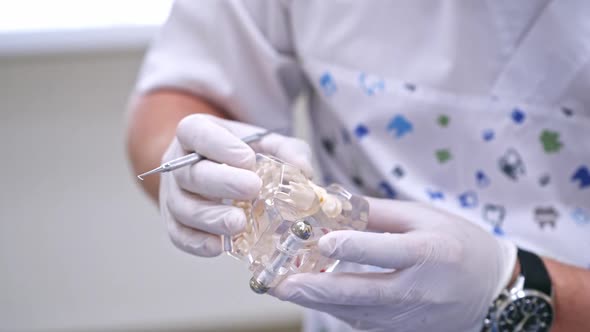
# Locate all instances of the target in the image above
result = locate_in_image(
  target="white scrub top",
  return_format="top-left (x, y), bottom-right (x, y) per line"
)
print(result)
top-left (136, 1), bottom-right (590, 331)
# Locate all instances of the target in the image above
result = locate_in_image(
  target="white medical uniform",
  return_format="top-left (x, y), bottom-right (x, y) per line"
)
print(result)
top-left (136, 1), bottom-right (590, 331)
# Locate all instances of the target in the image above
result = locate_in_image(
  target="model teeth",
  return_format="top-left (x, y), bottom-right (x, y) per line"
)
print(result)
top-left (277, 181), bottom-right (316, 210)
top-left (322, 195), bottom-right (342, 218)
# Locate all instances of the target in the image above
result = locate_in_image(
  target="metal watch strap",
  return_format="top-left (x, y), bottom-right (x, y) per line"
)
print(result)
top-left (517, 248), bottom-right (552, 296)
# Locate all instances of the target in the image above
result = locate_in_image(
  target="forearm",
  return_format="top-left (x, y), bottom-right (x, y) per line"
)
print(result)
top-left (126, 89), bottom-right (230, 201)
top-left (543, 257), bottom-right (590, 331)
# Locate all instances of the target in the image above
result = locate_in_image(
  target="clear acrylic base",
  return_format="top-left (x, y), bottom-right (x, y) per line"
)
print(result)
top-left (224, 154), bottom-right (369, 293)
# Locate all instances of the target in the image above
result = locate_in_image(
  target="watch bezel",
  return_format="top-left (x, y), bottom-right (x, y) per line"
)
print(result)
top-left (493, 288), bottom-right (554, 331)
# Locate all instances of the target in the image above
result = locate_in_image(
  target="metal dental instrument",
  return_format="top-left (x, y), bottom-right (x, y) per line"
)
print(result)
top-left (136, 130), bottom-right (272, 180)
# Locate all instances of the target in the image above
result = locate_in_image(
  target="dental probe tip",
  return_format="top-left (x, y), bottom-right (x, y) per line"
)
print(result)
top-left (136, 167), bottom-right (164, 181)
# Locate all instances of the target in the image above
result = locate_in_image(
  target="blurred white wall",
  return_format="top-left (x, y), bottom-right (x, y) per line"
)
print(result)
top-left (0, 49), bottom-right (302, 331)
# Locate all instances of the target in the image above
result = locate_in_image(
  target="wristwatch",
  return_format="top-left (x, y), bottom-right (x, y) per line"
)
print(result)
top-left (482, 248), bottom-right (554, 332)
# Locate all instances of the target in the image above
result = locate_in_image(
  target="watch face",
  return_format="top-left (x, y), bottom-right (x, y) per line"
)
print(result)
top-left (496, 290), bottom-right (553, 332)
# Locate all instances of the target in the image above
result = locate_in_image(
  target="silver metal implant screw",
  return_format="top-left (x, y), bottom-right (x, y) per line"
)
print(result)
top-left (249, 220), bottom-right (313, 294)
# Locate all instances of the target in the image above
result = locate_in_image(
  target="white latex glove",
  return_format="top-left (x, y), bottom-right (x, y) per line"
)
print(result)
top-left (159, 114), bottom-right (313, 257)
top-left (272, 197), bottom-right (517, 332)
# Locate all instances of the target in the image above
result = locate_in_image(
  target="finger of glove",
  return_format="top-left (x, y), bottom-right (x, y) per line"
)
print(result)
top-left (272, 271), bottom-right (403, 306)
top-left (181, 114), bottom-right (313, 177)
top-left (176, 114), bottom-right (256, 169)
top-left (174, 159), bottom-right (262, 200)
top-left (165, 212), bottom-right (223, 257)
top-left (197, 115), bottom-right (314, 178)
top-left (203, 115), bottom-right (268, 140)
top-left (166, 185), bottom-right (246, 235)
top-left (253, 134), bottom-right (314, 178)
top-left (366, 197), bottom-right (435, 232)
top-left (319, 230), bottom-right (432, 269)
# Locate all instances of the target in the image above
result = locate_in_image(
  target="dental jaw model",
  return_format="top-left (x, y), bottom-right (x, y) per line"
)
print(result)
top-left (224, 154), bottom-right (369, 294)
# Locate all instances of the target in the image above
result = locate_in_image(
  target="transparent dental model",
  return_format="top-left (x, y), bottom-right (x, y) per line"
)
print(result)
top-left (224, 154), bottom-right (369, 294)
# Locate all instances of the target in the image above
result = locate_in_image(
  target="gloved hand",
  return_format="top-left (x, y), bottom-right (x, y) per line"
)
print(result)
top-left (271, 197), bottom-right (517, 332)
top-left (159, 114), bottom-right (313, 257)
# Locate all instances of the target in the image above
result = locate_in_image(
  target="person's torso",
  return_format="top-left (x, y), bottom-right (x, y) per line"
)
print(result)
top-left (286, 0), bottom-right (590, 268)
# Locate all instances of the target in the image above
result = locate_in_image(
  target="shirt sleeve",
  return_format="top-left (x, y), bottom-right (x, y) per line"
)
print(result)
top-left (134, 0), bottom-right (306, 129)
